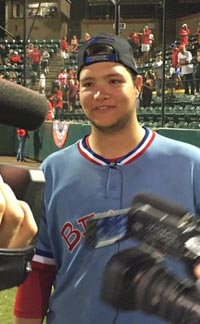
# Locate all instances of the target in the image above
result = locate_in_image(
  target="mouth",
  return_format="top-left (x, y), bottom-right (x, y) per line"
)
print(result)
top-left (94, 106), bottom-right (115, 111)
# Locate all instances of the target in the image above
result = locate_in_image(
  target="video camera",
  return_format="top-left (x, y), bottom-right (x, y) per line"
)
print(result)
top-left (85, 192), bottom-right (200, 324)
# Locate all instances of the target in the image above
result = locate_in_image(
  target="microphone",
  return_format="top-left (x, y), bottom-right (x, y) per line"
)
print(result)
top-left (0, 78), bottom-right (48, 130)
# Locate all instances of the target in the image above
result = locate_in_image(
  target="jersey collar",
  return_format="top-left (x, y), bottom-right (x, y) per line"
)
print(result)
top-left (77, 127), bottom-right (155, 166)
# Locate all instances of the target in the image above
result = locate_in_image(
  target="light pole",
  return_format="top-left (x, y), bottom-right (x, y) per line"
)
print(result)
top-left (161, 0), bottom-right (166, 127)
top-left (110, 0), bottom-right (121, 35)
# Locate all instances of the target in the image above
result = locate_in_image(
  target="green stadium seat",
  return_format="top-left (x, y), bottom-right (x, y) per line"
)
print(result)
top-left (184, 105), bottom-right (196, 116)
top-left (176, 121), bottom-right (188, 128)
top-left (173, 105), bottom-right (184, 115)
top-left (164, 106), bottom-right (174, 116)
top-left (153, 106), bottom-right (162, 116)
top-left (164, 121), bottom-right (176, 128)
top-left (188, 121), bottom-right (200, 129)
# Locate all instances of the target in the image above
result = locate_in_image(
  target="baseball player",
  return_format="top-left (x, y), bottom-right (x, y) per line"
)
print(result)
top-left (14, 33), bottom-right (200, 324)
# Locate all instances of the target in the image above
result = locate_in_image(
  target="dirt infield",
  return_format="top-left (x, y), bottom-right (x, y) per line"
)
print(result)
top-left (0, 155), bottom-right (41, 169)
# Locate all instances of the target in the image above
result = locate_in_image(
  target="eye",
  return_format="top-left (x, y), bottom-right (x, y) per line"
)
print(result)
top-left (109, 79), bottom-right (122, 84)
top-left (82, 81), bottom-right (93, 88)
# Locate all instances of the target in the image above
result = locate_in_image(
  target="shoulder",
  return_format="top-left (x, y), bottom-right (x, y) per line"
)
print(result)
top-left (154, 132), bottom-right (200, 161)
top-left (41, 141), bottom-right (80, 172)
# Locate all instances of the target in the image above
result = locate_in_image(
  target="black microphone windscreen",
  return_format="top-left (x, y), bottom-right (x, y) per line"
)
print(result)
top-left (133, 192), bottom-right (188, 218)
top-left (0, 79), bottom-right (48, 130)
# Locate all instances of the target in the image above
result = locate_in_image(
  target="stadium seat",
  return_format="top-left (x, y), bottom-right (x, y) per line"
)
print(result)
top-left (164, 106), bottom-right (174, 116)
top-left (184, 105), bottom-right (196, 116)
top-left (142, 106), bottom-right (154, 117)
top-left (137, 106), bottom-right (145, 116)
top-left (164, 121), bottom-right (176, 128)
top-left (188, 121), bottom-right (200, 129)
top-left (176, 121), bottom-right (188, 128)
top-left (153, 106), bottom-right (162, 116)
top-left (173, 105), bottom-right (184, 115)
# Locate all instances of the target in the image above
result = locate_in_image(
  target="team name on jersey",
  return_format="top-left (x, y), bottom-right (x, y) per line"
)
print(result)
top-left (61, 214), bottom-right (94, 252)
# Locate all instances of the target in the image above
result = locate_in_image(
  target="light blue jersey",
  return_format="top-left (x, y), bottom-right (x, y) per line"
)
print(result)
top-left (34, 127), bottom-right (200, 324)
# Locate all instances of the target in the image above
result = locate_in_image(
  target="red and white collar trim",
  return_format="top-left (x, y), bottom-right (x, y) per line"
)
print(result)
top-left (77, 127), bottom-right (155, 166)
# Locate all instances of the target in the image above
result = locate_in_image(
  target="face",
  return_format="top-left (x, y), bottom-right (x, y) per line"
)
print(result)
top-left (79, 62), bottom-right (139, 134)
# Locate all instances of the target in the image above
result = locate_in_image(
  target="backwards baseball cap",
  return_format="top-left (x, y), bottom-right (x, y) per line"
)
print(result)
top-left (77, 33), bottom-right (138, 79)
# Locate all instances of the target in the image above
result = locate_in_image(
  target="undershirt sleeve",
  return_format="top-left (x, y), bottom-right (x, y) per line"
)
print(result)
top-left (14, 260), bottom-right (56, 319)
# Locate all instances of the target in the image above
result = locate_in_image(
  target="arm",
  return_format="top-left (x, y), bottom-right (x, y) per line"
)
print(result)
top-left (14, 260), bottom-right (56, 324)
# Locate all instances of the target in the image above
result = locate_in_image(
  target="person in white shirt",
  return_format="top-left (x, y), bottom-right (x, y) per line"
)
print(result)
top-left (177, 44), bottom-right (194, 95)
top-left (152, 52), bottom-right (163, 97)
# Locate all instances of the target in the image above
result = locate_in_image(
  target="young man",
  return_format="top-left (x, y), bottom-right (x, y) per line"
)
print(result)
top-left (14, 33), bottom-right (200, 324)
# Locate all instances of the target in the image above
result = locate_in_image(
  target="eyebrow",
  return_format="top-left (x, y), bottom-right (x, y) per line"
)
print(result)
top-left (80, 72), bottom-right (123, 83)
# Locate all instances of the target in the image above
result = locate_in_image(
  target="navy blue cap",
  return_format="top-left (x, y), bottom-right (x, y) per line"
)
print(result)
top-left (77, 33), bottom-right (138, 79)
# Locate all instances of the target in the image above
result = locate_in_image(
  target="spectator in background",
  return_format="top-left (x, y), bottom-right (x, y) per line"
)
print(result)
top-left (30, 46), bottom-right (41, 77)
top-left (46, 96), bottom-right (54, 121)
top-left (140, 25), bottom-right (151, 61)
top-left (41, 47), bottom-right (50, 74)
top-left (71, 35), bottom-right (78, 52)
top-left (10, 51), bottom-right (22, 65)
top-left (149, 32), bottom-right (155, 57)
top-left (139, 79), bottom-right (153, 108)
top-left (177, 44), bottom-right (194, 95)
top-left (26, 43), bottom-right (34, 63)
top-left (143, 70), bottom-right (154, 90)
top-left (128, 30), bottom-right (140, 59)
top-left (179, 23), bottom-right (191, 46)
top-left (84, 32), bottom-right (91, 42)
top-left (170, 42), bottom-right (181, 89)
top-left (152, 52), bottom-right (163, 97)
top-left (39, 73), bottom-right (46, 94)
top-left (194, 22), bottom-right (200, 47)
top-left (193, 48), bottom-right (200, 94)
top-left (49, 83), bottom-right (63, 120)
top-left (57, 67), bottom-right (68, 92)
top-left (60, 36), bottom-right (69, 61)
top-left (0, 44), bottom-right (8, 65)
top-left (16, 128), bottom-right (29, 162)
top-left (67, 79), bottom-right (79, 112)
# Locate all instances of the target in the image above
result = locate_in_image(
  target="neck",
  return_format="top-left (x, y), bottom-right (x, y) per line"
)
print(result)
top-left (89, 122), bottom-right (145, 159)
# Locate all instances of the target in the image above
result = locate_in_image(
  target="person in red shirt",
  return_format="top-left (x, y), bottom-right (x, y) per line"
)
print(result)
top-left (30, 46), bottom-right (41, 76)
top-left (170, 42), bottom-right (181, 89)
top-left (60, 36), bottom-right (69, 61)
top-left (49, 84), bottom-right (63, 120)
top-left (179, 23), bottom-right (191, 46)
top-left (16, 128), bottom-right (29, 162)
top-left (10, 51), bottom-right (22, 65)
top-left (67, 78), bottom-right (79, 112)
top-left (140, 25), bottom-right (151, 61)
top-left (46, 99), bottom-right (54, 121)
top-left (128, 30), bottom-right (140, 59)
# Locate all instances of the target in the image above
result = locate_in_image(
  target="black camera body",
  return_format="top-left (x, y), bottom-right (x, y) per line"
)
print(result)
top-left (126, 194), bottom-right (200, 269)
top-left (86, 193), bottom-right (200, 324)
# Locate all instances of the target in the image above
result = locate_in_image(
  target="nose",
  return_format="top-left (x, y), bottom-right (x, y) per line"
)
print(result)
top-left (94, 90), bottom-right (110, 100)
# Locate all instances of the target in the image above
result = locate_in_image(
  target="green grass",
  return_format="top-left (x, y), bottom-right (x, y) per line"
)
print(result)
top-left (0, 288), bottom-right (17, 324)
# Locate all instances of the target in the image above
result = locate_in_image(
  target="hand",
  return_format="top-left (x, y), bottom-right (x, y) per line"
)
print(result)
top-left (0, 175), bottom-right (37, 248)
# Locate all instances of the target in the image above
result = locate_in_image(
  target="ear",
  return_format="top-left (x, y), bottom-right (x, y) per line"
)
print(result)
top-left (135, 75), bottom-right (143, 93)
